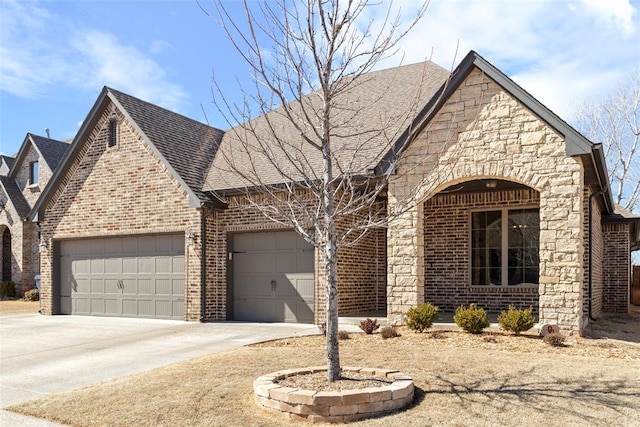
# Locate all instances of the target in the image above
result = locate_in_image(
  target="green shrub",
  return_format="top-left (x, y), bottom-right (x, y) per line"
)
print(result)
top-left (1, 281), bottom-right (16, 299)
top-left (454, 303), bottom-right (489, 334)
top-left (405, 302), bottom-right (439, 332)
top-left (338, 330), bottom-right (350, 340)
top-left (359, 318), bottom-right (380, 334)
top-left (543, 334), bottom-right (566, 347)
top-left (23, 288), bottom-right (39, 301)
top-left (380, 326), bottom-right (400, 339)
top-left (497, 305), bottom-right (535, 334)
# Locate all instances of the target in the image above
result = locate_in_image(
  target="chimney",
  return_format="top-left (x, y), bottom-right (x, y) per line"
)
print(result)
top-left (45, 128), bottom-right (50, 139)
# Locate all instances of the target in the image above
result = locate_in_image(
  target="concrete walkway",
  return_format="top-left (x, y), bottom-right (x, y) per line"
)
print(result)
top-left (1, 314), bottom-right (318, 426)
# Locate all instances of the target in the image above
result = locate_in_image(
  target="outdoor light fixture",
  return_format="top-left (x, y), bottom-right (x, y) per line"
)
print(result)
top-left (186, 231), bottom-right (196, 246)
top-left (485, 180), bottom-right (498, 189)
top-left (38, 240), bottom-right (48, 253)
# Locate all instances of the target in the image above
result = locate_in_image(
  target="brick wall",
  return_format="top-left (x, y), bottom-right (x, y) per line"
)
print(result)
top-left (602, 223), bottom-right (630, 313)
top-left (423, 189), bottom-right (539, 313)
top-left (207, 193), bottom-right (387, 323)
top-left (388, 67), bottom-right (586, 334)
top-left (39, 103), bottom-right (202, 319)
top-left (582, 187), bottom-right (604, 320)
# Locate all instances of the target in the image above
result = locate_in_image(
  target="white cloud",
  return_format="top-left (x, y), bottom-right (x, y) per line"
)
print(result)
top-left (365, 0), bottom-right (640, 121)
top-left (0, 0), bottom-right (187, 111)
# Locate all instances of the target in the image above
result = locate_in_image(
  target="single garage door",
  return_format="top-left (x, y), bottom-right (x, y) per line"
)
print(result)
top-left (232, 231), bottom-right (314, 323)
top-left (59, 234), bottom-right (184, 319)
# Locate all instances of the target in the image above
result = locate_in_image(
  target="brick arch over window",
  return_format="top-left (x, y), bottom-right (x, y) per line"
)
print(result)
top-left (422, 178), bottom-right (541, 313)
top-left (386, 68), bottom-right (585, 334)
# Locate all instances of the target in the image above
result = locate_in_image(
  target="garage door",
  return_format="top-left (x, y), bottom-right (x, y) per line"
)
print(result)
top-left (232, 231), bottom-right (314, 323)
top-left (59, 234), bottom-right (184, 319)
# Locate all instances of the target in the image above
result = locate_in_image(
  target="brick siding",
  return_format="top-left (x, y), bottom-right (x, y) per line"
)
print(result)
top-left (423, 189), bottom-right (540, 313)
top-left (602, 223), bottom-right (630, 313)
top-left (38, 103), bottom-right (202, 319)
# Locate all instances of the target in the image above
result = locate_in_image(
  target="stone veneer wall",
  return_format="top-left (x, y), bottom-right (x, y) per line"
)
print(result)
top-left (39, 102), bottom-right (202, 320)
top-left (423, 189), bottom-right (540, 313)
top-left (602, 223), bottom-right (630, 313)
top-left (582, 187), bottom-right (604, 320)
top-left (388, 67), bottom-right (585, 334)
top-left (207, 194), bottom-right (387, 323)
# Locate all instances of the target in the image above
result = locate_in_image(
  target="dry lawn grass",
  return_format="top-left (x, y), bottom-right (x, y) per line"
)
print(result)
top-left (0, 300), bottom-right (39, 316)
top-left (8, 315), bottom-right (640, 427)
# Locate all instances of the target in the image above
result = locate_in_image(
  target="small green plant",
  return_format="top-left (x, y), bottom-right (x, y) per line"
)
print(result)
top-left (23, 288), bottom-right (39, 301)
top-left (380, 326), bottom-right (400, 339)
top-left (498, 305), bottom-right (535, 334)
top-left (405, 302), bottom-right (439, 332)
top-left (454, 303), bottom-right (489, 334)
top-left (359, 318), bottom-right (380, 334)
top-left (338, 330), bottom-right (350, 340)
top-left (1, 281), bottom-right (16, 299)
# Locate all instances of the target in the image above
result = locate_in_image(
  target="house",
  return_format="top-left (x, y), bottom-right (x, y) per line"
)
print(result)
top-left (29, 51), bottom-right (639, 334)
top-left (1, 134), bottom-right (70, 295)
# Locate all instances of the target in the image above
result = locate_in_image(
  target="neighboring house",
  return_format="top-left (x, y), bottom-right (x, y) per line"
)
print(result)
top-left (29, 51), bottom-right (639, 334)
top-left (1, 134), bottom-right (70, 294)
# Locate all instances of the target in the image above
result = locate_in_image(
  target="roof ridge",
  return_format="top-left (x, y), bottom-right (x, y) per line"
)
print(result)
top-left (105, 87), bottom-right (225, 133)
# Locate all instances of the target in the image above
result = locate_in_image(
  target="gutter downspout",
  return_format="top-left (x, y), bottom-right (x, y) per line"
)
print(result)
top-left (200, 207), bottom-right (216, 322)
top-left (588, 189), bottom-right (606, 322)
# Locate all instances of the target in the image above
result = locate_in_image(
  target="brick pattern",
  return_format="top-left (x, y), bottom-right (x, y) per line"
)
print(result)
top-left (39, 103), bottom-right (202, 319)
top-left (602, 223), bottom-right (630, 313)
top-left (582, 187), bottom-right (604, 319)
top-left (206, 194), bottom-right (387, 323)
top-left (423, 189), bottom-right (540, 313)
top-left (254, 367), bottom-right (414, 423)
top-left (0, 144), bottom-right (56, 293)
top-left (388, 68), bottom-right (585, 333)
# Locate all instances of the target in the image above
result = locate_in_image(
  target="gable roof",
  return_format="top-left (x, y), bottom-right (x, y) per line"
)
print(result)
top-left (376, 50), bottom-right (614, 212)
top-left (8, 133), bottom-right (69, 179)
top-left (204, 60), bottom-right (450, 192)
top-left (30, 87), bottom-right (225, 221)
top-left (0, 175), bottom-right (30, 218)
top-left (29, 134), bottom-right (70, 172)
top-left (1, 155), bottom-right (16, 175)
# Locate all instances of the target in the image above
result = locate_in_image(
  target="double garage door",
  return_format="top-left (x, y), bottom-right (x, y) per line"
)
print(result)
top-left (59, 234), bottom-right (184, 320)
top-left (232, 231), bottom-right (315, 323)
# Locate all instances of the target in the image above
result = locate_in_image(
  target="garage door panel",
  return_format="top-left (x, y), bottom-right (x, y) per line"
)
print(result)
top-left (276, 254), bottom-right (296, 273)
top-left (155, 257), bottom-right (174, 273)
top-left (172, 257), bottom-right (184, 273)
top-left (155, 279), bottom-right (172, 295)
top-left (90, 259), bottom-right (104, 274)
top-left (138, 278), bottom-right (153, 295)
top-left (138, 258), bottom-right (153, 274)
top-left (90, 279), bottom-right (104, 293)
top-left (74, 259), bottom-right (90, 274)
top-left (59, 234), bottom-right (184, 320)
top-left (232, 231), bottom-right (314, 323)
top-left (90, 239), bottom-right (105, 255)
top-left (122, 258), bottom-right (137, 274)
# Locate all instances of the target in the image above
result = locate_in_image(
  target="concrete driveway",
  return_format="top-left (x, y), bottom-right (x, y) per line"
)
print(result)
top-left (1, 314), bottom-right (317, 425)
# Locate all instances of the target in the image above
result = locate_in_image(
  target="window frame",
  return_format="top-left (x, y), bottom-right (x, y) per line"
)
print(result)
top-left (29, 161), bottom-right (39, 185)
top-left (470, 206), bottom-right (540, 288)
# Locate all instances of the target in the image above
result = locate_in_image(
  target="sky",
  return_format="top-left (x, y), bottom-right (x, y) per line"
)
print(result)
top-left (0, 0), bottom-right (639, 158)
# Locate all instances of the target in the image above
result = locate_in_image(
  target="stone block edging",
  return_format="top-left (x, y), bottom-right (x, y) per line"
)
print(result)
top-left (254, 366), bottom-right (414, 423)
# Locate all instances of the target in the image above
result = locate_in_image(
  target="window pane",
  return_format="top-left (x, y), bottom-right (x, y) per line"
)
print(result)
top-left (471, 210), bottom-right (502, 286)
top-left (507, 209), bottom-right (539, 285)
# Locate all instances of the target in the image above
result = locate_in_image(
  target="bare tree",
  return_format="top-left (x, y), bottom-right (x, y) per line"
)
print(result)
top-left (574, 68), bottom-right (640, 213)
top-left (202, 0), bottom-right (448, 382)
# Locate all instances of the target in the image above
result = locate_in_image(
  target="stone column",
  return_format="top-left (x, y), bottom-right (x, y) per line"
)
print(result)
top-left (387, 203), bottom-right (424, 325)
